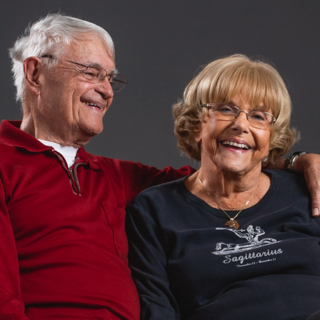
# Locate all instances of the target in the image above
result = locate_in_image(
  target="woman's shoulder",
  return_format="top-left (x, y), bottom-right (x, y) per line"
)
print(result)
top-left (264, 169), bottom-right (309, 197)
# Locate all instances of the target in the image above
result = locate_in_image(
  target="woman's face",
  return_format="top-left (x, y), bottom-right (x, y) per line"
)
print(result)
top-left (195, 94), bottom-right (271, 175)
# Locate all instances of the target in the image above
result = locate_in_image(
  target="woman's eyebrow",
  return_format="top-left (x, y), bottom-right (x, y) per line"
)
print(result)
top-left (227, 100), bottom-right (267, 110)
top-left (254, 104), bottom-right (267, 110)
top-left (227, 100), bottom-right (237, 106)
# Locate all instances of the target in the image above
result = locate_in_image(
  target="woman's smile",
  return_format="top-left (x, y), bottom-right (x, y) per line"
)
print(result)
top-left (196, 94), bottom-right (270, 176)
top-left (220, 138), bottom-right (251, 152)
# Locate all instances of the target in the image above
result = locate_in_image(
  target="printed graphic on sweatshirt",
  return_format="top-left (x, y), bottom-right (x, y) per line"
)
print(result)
top-left (212, 225), bottom-right (283, 267)
top-left (212, 225), bottom-right (281, 255)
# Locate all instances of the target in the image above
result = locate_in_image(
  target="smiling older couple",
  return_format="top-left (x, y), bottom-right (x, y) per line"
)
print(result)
top-left (0, 13), bottom-right (319, 320)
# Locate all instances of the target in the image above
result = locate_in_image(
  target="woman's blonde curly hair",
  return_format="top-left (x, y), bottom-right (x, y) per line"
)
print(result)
top-left (173, 54), bottom-right (298, 165)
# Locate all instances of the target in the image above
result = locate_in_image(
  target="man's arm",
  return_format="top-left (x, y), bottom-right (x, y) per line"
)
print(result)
top-left (120, 154), bottom-right (320, 216)
top-left (0, 180), bottom-right (30, 319)
top-left (273, 154), bottom-right (320, 217)
top-left (121, 161), bottom-right (195, 204)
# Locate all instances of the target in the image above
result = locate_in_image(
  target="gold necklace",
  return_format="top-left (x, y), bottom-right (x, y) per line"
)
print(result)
top-left (197, 173), bottom-right (258, 229)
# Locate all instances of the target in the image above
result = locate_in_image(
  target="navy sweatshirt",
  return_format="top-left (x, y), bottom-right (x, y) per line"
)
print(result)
top-left (126, 170), bottom-right (320, 320)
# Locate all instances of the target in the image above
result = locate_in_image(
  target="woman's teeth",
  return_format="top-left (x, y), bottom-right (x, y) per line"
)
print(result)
top-left (222, 141), bottom-right (249, 150)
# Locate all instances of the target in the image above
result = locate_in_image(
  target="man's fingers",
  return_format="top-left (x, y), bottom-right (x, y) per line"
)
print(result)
top-left (295, 154), bottom-right (320, 217)
top-left (311, 193), bottom-right (320, 216)
top-left (309, 184), bottom-right (320, 217)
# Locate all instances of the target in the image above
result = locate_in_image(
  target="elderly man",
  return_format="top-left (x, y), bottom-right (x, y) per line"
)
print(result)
top-left (0, 13), bottom-right (319, 320)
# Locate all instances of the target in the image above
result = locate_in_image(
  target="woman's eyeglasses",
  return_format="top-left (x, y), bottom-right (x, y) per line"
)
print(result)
top-left (201, 102), bottom-right (276, 130)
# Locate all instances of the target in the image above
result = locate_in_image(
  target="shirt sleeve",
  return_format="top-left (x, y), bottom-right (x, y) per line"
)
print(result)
top-left (121, 162), bottom-right (195, 204)
top-left (0, 177), bottom-right (30, 319)
top-left (126, 202), bottom-right (180, 320)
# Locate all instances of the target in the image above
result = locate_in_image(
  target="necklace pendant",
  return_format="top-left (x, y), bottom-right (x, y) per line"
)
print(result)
top-left (225, 219), bottom-right (240, 229)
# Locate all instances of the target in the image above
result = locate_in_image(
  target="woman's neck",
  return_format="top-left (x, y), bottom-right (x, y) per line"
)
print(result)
top-left (200, 162), bottom-right (262, 195)
top-left (185, 164), bottom-right (270, 211)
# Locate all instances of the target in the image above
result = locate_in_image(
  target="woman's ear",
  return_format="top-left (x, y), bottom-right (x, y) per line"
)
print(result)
top-left (23, 57), bottom-right (43, 95)
top-left (194, 122), bottom-right (202, 143)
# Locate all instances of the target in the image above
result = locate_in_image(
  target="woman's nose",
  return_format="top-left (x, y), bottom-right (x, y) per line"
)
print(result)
top-left (236, 110), bottom-right (250, 120)
top-left (231, 111), bottom-right (250, 132)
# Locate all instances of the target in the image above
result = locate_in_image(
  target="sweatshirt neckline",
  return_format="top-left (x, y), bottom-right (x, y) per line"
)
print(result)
top-left (177, 170), bottom-right (278, 220)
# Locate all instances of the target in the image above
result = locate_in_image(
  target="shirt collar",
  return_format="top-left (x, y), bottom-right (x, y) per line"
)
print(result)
top-left (0, 120), bottom-right (100, 170)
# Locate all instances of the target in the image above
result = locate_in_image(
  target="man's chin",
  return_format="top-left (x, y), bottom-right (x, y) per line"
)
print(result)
top-left (75, 125), bottom-right (103, 146)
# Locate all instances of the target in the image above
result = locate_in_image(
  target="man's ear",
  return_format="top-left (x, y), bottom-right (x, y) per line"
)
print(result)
top-left (194, 122), bottom-right (202, 143)
top-left (23, 57), bottom-right (43, 95)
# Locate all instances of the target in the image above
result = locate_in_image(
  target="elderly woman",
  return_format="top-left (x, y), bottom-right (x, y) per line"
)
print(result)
top-left (126, 54), bottom-right (320, 320)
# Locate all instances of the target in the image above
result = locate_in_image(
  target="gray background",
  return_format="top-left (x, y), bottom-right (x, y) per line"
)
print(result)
top-left (1, 0), bottom-right (319, 169)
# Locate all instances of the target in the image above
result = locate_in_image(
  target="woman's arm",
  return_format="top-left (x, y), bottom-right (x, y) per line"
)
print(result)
top-left (126, 203), bottom-right (180, 320)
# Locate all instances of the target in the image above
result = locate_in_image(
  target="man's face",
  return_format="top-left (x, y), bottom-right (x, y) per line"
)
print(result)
top-left (35, 35), bottom-right (115, 146)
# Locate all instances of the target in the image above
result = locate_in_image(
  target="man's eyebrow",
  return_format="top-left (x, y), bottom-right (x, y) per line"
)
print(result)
top-left (112, 68), bottom-right (119, 75)
top-left (86, 62), bottom-right (119, 74)
top-left (86, 62), bottom-right (104, 68)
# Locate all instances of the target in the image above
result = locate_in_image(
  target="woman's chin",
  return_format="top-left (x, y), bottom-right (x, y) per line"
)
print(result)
top-left (216, 160), bottom-right (262, 177)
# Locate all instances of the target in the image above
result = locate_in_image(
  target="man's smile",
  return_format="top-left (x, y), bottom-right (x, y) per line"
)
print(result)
top-left (80, 98), bottom-right (106, 111)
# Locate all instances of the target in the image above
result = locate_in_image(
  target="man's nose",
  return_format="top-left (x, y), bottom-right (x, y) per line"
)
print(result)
top-left (95, 77), bottom-right (114, 99)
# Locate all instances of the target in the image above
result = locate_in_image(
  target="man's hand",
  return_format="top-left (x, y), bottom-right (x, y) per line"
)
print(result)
top-left (275, 154), bottom-right (320, 217)
top-left (294, 154), bottom-right (320, 217)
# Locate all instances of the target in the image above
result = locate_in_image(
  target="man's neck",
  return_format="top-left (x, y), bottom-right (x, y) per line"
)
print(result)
top-left (21, 116), bottom-right (90, 148)
top-left (20, 114), bottom-right (35, 137)
top-left (38, 139), bottom-right (79, 167)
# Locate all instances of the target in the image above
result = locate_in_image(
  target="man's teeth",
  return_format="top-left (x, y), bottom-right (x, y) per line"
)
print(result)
top-left (84, 102), bottom-right (101, 109)
top-left (222, 141), bottom-right (249, 149)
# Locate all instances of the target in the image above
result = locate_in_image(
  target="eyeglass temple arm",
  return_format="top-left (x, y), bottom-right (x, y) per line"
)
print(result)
top-left (39, 54), bottom-right (54, 59)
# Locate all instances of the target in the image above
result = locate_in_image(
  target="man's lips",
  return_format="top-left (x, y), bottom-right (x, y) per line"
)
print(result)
top-left (220, 139), bottom-right (251, 150)
top-left (81, 100), bottom-right (106, 111)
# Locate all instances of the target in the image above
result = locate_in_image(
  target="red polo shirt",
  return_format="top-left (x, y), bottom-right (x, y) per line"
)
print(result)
top-left (0, 120), bottom-right (193, 319)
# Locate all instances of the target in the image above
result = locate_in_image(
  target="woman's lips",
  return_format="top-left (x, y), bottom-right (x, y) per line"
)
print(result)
top-left (220, 140), bottom-right (250, 150)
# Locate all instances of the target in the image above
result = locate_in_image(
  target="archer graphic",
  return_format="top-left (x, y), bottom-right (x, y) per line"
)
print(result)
top-left (213, 225), bottom-right (280, 255)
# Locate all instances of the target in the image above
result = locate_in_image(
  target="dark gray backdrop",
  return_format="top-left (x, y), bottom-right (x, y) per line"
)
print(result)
top-left (1, 0), bottom-right (319, 169)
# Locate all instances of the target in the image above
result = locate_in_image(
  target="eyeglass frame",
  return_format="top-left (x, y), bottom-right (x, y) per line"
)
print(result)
top-left (201, 102), bottom-right (276, 129)
top-left (39, 54), bottom-right (128, 92)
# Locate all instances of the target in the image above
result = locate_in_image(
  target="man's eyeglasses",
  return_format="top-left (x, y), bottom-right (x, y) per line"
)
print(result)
top-left (40, 55), bottom-right (128, 92)
top-left (201, 102), bottom-right (276, 130)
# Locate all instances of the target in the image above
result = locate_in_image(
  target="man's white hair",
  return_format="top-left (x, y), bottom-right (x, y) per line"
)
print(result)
top-left (9, 13), bottom-right (115, 102)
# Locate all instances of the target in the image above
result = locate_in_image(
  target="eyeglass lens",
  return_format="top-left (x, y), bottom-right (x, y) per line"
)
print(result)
top-left (81, 67), bottom-right (127, 92)
top-left (110, 75), bottom-right (128, 92)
